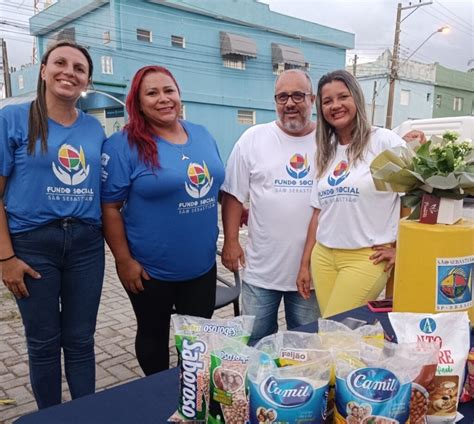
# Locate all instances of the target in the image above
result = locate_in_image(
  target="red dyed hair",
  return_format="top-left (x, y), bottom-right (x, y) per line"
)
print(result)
top-left (124, 65), bottom-right (181, 168)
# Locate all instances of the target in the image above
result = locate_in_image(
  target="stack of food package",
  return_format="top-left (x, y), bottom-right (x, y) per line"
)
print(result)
top-left (167, 311), bottom-right (471, 424)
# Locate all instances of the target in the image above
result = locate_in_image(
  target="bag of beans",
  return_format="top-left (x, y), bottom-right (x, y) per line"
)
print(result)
top-left (247, 339), bottom-right (332, 423)
top-left (254, 331), bottom-right (326, 367)
top-left (207, 335), bottom-right (261, 424)
top-left (334, 341), bottom-right (439, 424)
top-left (389, 311), bottom-right (470, 424)
top-left (168, 315), bottom-right (255, 423)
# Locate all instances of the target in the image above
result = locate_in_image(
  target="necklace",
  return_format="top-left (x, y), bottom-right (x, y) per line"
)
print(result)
top-left (174, 144), bottom-right (189, 161)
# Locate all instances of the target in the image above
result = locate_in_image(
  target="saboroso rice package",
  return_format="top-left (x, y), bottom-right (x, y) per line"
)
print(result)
top-left (247, 347), bottom-right (332, 423)
top-left (389, 311), bottom-right (470, 424)
top-left (207, 335), bottom-right (260, 424)
top-left (334, 341), bottom-right (439, 424)
top-left (254, 331), bottom-right (325, 367)
top-left (168, 315), bottom-right (255, 423)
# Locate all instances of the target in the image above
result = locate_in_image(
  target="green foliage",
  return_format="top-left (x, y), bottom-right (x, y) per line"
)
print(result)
top-left (413, 131), bottom-right (473, 178)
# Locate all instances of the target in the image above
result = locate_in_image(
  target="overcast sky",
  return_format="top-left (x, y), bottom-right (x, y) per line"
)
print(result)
top-left (0, 0), bottom-right (473, 71)
top-left (264, 0), bottom-right (473, 71)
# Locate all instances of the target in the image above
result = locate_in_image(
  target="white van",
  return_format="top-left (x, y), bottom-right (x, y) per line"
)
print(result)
top-left (394, 116), bottom-right (474, 140)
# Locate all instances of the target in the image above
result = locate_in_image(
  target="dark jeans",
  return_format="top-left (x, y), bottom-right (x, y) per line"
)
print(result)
top-left (126, 264), bottom-right (216, 376)
top-left (12, 219), bottom-right (104, 409)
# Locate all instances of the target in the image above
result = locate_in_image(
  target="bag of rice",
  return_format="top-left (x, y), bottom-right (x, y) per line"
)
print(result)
top-left (247, 340), bottom-right (332, 423)
top-left (389, 311), bottom-right (470, 424)
top-left (168, 315), bottom-right (254, 423)
top-left (334, 341), bottom-right (439, 424)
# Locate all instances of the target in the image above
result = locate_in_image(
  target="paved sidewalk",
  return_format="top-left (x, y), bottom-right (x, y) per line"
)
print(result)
top-left (0, 227), bottom-right (287, 423)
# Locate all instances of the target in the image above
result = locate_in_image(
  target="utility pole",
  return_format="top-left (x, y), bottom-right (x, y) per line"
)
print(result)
top-left (385, 1), bottom-right (432, 129)
top-left (371, 81), bottom-right (377, 125)
top-left (32, 0), bottom-right (41, 64)
top-left (1, 38), bottom-right (12, 98)
top-left (385, 3), bottom-right (402, 129)
top-left (353, 54), bottom-right (358, 76)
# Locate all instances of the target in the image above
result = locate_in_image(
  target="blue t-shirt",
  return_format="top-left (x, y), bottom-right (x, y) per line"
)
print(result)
top-left (0, 102), bottom-right (106, 233)
top-left (101, 121), bottom-right (225, 281)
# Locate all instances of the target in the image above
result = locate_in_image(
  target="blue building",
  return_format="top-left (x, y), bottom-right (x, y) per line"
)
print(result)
top-left (8, 0), bottom-right (354, 159)
top-left (349, 50), bottom-right (436, 129)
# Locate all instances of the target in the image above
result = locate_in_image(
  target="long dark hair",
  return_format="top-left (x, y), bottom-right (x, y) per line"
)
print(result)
top-left (28, 40), bottom-right (93, 154)
top-left (124, 65), bottom-right (181, 168)
top-left (315, 70), bottom-right (371, 177)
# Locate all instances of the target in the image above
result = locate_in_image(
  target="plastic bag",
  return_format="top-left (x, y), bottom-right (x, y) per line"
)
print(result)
top-left (389, 311), bottom-right (470, 424)
top-left (248, 334), bottom-right (332, 423)
top-left (334, 341), bottom-right (439, 424)
top-left (207, 335), bottom-right (261, 424)
top-left (168, 315), bottom-right (254, 423)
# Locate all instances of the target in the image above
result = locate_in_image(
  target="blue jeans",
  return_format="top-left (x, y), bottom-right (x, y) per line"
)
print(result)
top-left (241, 282), bottom-right (320, 345)
top-left (11, 219), bottom-right (104, 409)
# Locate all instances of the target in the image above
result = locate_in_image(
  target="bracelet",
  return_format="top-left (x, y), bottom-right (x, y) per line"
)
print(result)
top-left (0, 254), bottom-right (16, 262)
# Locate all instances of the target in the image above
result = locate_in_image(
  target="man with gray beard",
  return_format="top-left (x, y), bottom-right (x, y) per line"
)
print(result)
top-left (221, 69), bottom-right (320, 344)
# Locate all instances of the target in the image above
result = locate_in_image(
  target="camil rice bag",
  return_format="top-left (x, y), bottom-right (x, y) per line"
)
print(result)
top-left (334, 341), bottom-right (439, 424)
top-left (389, 311), bottom-right (470, 424)
top-left (318, 319), bottom-right (386, 423)
top-left (168, 315), bottom-right (255, 423)
top-left (247, 338), bottom-right (332, 423)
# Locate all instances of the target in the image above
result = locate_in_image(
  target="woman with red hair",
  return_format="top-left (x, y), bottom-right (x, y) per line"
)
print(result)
top-left (101, 65), bottom-right (225, 374)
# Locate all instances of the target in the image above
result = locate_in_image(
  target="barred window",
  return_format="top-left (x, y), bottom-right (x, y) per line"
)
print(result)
top-left (237, 109), bottom-right (255, 125)
top-left (137, 29), bottom-right (152, 42)
top-left (171, 35), bottom-right (185, 48)
top-left (101, 56), bottom-right (113, 74)
top-left (223, 55), bottom-right (246, 70)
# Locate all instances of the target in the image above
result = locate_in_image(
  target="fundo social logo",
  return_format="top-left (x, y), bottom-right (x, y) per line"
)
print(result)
top-left (185, 161), bottom-right (214, 199)
top-left (286, 153), bottom-right (310, 179)
top-left (52, 144), bottom-right (89, 186)
top-left (328, 160), bottom-right (350, 186)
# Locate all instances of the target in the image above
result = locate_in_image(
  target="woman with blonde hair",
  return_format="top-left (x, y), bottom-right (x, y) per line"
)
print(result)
top-left (297, 69), bottom-right (406, 317)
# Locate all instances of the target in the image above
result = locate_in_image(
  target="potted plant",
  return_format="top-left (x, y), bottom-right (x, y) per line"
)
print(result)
top-left (370, 131), bottom-right (474, 224)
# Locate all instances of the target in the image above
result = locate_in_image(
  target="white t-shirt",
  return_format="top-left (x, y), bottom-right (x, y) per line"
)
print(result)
top-left (311, 127), bottom-right (405, 249)
top-left (222, 121), bottom-right (316, 291)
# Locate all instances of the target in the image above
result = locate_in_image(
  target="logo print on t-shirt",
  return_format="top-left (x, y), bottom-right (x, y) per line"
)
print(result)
top-left (185, 161), bottom-right (214, 199)
top-left (52, 144), bottom-right (90, 186)
top-left (328, 160), bottom-right (350, 186)
top-left (286, 153), bottom-right (310, 179)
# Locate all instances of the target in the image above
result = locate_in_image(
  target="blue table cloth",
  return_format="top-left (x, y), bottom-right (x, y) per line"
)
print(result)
top-left (16, 306), bottom-right (474, 423)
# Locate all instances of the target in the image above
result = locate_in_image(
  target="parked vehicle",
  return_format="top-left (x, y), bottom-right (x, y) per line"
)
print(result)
top-left (394, 116), bottom-right (474, 140)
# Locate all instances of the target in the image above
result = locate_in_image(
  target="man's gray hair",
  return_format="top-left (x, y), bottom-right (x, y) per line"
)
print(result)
top-left (274, 69), bottom-right (314, 93)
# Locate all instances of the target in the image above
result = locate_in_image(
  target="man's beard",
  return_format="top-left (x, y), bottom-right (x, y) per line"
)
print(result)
top-left (279, 113), bottom-right (309, 133)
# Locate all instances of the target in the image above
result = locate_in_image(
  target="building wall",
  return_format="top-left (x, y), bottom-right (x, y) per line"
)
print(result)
top-left (357, 76), bottom-right (434, 128)
top-left (358, 76), bottom-right (389, 127)
top-left (433, 65), bottom-right (474, 118)
top-left (393, 79), bottom-right (435, 126)
top-left (21, 0), bottom-right (354, 159)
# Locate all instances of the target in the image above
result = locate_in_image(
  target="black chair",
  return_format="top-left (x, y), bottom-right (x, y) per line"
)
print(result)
top-left (215, 250), bottom-right (241, 316)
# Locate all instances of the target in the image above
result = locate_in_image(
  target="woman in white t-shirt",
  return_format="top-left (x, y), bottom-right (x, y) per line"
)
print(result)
top-left (296, 70), bottom-right (407, 318)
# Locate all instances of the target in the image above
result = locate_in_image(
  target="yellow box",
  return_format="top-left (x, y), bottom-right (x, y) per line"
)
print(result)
top-left (393, 218), bottom-right (474, 324)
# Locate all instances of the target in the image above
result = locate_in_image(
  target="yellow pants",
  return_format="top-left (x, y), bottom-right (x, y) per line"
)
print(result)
top-left (311, 242), bottom-right (390, 318)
